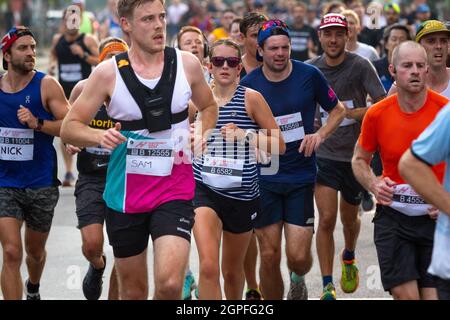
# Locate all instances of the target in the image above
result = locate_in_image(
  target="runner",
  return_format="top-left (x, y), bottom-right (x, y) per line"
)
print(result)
top-left (352, 41), bottom-right (448, 300)
top-left (240, 12), bottom-right (268, 79)
top-left (207, 9), bottom-right (236, 43)
top-left (49, 6), bottom-right (99, 187)
top-left (67, 37), bottom-right (129, 300)
top-left (60, 0), bottom-right (218, 300)
top-left (0, 26), bottom-right (69, 300)
top-left (388, 20), bottom-right (450, 98)
top-left (241, 19), bottom-right (346, 300)
top-left (307, 13), bottom-right (386, 300)
top-left (192, 39), bottom-right (284, 300)
top-left (399, 103), bottom-right (450, 300)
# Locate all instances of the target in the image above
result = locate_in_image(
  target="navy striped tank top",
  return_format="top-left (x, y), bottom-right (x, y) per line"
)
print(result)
top-left (193, 85), bottom-right (260, 200)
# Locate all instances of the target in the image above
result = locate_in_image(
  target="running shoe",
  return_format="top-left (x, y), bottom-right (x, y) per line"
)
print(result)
top-left (361, 191), bottom-right (375, 212)
top-left (245, 288), bottom-right (262, 300)
top-left (182, 273), bottom-right (196, 300)
top-left (320, 282), bottom-right (336, 300)
top-left (286, 272), bottom-right (308, 300)
top-left (340, 251), bottom-right (359, 294)
top-left (82, 254), bottom-right (106, 300)
top-left (24, 279), bottom-right (40, 300)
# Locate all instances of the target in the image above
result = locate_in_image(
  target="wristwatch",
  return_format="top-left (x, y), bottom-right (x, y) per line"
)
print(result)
top-left (35, 118), bottom-right (44, 131)
top-left (241, 129), bottom-right (257, 145)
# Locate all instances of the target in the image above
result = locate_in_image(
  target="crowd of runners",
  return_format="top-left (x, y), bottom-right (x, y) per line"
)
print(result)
top-left (0, 0), bottom-right (449, 301)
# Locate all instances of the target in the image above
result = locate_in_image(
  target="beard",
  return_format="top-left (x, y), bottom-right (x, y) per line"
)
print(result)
top-left (10, 57), bottom-right (35, 74)
top-left (325, 45), bottom-right (345, 59)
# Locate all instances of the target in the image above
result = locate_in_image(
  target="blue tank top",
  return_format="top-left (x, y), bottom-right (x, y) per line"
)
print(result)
top-left (0, 71), bottom-right (59, 188)
top-left (193, 85), bottom-right (260, 201)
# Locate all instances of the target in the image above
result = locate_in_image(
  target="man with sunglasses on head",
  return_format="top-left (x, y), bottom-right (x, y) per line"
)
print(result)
top-left (241, 19), bottom-right (346, 300)
top-left (0, 26), bottom-right (70, 300)
top-left (307, 13), bottom-right (386, 300)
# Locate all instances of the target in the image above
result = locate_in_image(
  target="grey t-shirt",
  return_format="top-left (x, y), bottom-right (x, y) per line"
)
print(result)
top-left (307, 52), bottom-right (386, 162)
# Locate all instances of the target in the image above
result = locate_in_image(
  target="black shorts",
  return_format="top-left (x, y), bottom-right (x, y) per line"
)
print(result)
top-left (316, 157), bottom-right (364, 206)
top-left (373, 205), bottom-right (436, 292)
top-left (193, 182), bottom-right (259, 234)
top-left (435, 277), bottom-right (450, 300)
top-left (105, 200), bottom-right (195, 258)
top-left (256, 181), bottom-right (315, 229)
top-left (0, 187), bottom-right (59, 233)
top-left (74, 174), bottom-right (107, 229)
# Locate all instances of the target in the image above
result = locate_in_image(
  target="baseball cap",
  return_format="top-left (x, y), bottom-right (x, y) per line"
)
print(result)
top-left (384, 3), bottom-right (400, 14)
top-left (256, 19), bottom-right (290, 61)
top-left (416, 4), bottom-right (430, 14)
top-left (415, 20), bottom-right (450, 43)
top-left (319, 13), bottom-right (348, 30)
top-left (1, 26), bottom-right (35, 70)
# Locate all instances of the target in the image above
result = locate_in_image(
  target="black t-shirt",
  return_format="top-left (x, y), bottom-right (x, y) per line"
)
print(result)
top-left (289, 24), bottom-right (319, 62)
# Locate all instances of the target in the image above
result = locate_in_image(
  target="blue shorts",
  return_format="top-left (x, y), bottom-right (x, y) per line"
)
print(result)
top-left (255, 181), bottom-right (315, 229)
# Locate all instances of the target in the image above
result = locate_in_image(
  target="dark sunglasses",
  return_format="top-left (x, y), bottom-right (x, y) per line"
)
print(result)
top-left (210, 56), bottom-right (241, 68)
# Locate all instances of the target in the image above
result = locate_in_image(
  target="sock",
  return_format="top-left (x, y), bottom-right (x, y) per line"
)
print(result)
top-left (27, 280), bottom-right (40, 293)
top-left (343, 249), bottom-right (355, 262)
top-left (322, 275), bottom-right (333, 288)
top-left (291, 272), bottom-right (304, 283)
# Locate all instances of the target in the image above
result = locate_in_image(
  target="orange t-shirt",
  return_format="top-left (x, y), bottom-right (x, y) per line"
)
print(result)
top-left (359, 89), bottom-right (448, 184)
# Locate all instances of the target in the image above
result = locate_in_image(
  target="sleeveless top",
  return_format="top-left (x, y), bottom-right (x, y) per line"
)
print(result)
top-left (0, 71), bottom-right (59, 188)
top-left (193, 85), bottom-right (260, 200)
top-left (104, 48), bottom-right (193, 214)
top-left (77, 105), bottom-right (113, 176)
top-left (55, 33), bottom-right (92, 98)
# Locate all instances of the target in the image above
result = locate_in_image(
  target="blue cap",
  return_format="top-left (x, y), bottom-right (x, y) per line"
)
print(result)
top-left (416, 4), bottom-right (430, 13)
top-left (256, 19), bottom-right (290, 61)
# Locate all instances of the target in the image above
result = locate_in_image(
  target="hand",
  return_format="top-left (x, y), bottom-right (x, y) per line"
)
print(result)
top-left (427, 206), bottom-right (440, 220)
top-left (220, 123), bottom-right (245, 142)
top-left (100, 122), bottom-right (127, 151)
top-left (65, 144), bottom-right (82, 155)
top-left (372, 177), bottom-right (395, 206)
top-left (17, 105), bottom-right (38, 129)
top-left (299, 133), bottom-right (324, 157)
top-left (343, 102), bottom-right (354, 120)
top-left (48, 64), bottom-right (56, 76)
top-left (70, 43), bottom-right (85, 58)
top-left (190, 123), bottom-right (206, 157)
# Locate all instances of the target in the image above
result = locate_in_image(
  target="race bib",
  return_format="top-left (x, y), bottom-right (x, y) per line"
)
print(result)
top-left (86, 146), bottom-right (112, 156)
top-left (0, 127), bottom-right (34, 161)
top-left (389, 184), bottom-right (432, 217)
top-left (321, 100), bottom-right (356, 127)
top-left (60, 63), bottom-right (83, 82)
top-left (125, 139), bottom-right (174, 177)
top-left (201, 156), bottom-right (244, 189)
top-left (276, 112), bottom-right (305, 143)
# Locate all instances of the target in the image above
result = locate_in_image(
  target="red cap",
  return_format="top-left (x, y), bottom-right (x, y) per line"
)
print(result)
top-left (319, 14), bottom-right (348, 30)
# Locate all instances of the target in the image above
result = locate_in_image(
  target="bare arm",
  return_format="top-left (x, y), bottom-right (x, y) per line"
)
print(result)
top-left (183, 52), bottom-right (218, 139)
top-left (60, 61), bottom-right (126, 149)
top-left (346, 95), bottom-right (385, 121)
top-left (48, 34), bottom-right (61, 76)
top-left (352, 143), bottom-right (395, 205)
top-left (246, 89), bottom-right (286, 155)
top-left (399, 150), bottom-right (450, 216)
top-left (84, 35), bottom-right (100, 66)
top-left (300, 101), bottom-right (345, 157)
top-left (17, 76), bottom-right (70, 137)
top-left (69, 80), bottom-right (86, 104)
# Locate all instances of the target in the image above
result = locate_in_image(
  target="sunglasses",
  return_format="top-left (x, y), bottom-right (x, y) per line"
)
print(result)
top-left (210, 56), bottom-right (241, 68)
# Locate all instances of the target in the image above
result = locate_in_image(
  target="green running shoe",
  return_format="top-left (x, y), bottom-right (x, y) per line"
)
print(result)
top-left (320, 282), bottom-right (336, 300)
top-left (340, 251), bottom-right (359, 294)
